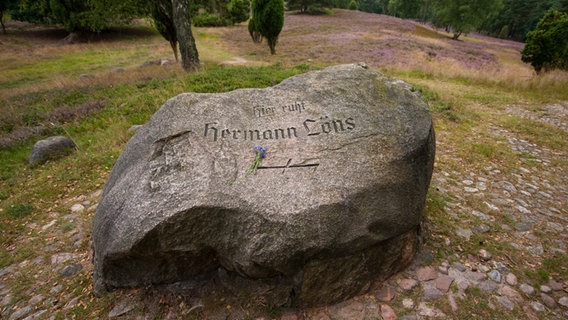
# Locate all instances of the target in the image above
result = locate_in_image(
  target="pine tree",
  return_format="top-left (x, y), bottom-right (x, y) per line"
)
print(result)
top-left (250, 0), bottom-right (284, 54)
top-left (521, 9), bottom-right (568, 73)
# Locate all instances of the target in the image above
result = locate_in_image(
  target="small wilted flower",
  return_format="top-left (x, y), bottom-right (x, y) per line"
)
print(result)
top-left (246, 146), bottom-right (266, 175)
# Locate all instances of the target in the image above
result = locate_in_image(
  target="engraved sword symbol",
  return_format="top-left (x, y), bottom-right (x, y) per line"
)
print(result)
top-left (257, 158), bottom-right (319, 174)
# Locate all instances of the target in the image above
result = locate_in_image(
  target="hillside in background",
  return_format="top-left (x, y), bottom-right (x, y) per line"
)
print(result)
top-left (1, 9), bottom-right (567, 320)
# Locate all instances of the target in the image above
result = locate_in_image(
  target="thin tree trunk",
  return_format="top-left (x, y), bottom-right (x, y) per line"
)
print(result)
top-left (172, 0), bottom-right (200, 72)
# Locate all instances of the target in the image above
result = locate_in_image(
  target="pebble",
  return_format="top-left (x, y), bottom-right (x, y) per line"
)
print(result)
top-left (474, 224), bottom-right (490, 233)
top-left (505, 273), bottom-right (518, 286)
top-left (488, 270), bottom-right (502, 283)
top-left (417, 302), bottom-right (446, 318)
top-left (484, 201), bottom-right (499, 212)
top-left (60, 263), bottom-right (82, 277)
top-left (472, 210), bottom-right (491, 221)
top-left (416, 267), bottom-right (437, 281)
top-left (549, 279), bottom-right (564, 291)
top-left (399, 279), bottom-right (418, 291)
top-left (478, 280), bottom-right (499, 293)
top-left (499, 285), bottom-right (523, 303)
top-left (108, 300), bottom-right (136, 318)
top-left (50, 285), bottom-right (63, 294)
top-left (28, 295), bottom-right (43, 306)
top-left (422, 286), bottom-right (443, 301)
top-left (530, 301), bottom-right (545, 313)
top-left (547, 222), bottom-right (564, 232)
top-left (70, 204), bottom-right (84, 213)
top-left (496, 296), bottom-right (515, 311)
top-left (519, 284), bottom-right (536, 296)
top-left (435, 276), bottom-right (454, 293)
top-left (479, 249), bottom-right (492, 261)
top-left (380, 304), bottom-right (397, 320)
top-left (9, 306), bottom-right (32, 320)
top-left (515, 222), bottom-right (532, 231)
top-left (402, 298), bottom-right (414, 309)
top-left (2, 295), bottom-right (12, 306)
top-left (50, 253), bottom-right (79, 265)
top-left (479, 265), bottom-right (490, 273)
top-left (22, 309), bottom-right (47, 320)
top-left (516, 205), bottom-right (531, 214)
top-left (41, 220), bottom-right (57, 231)
top-left (527, 245), bottom-right (544, 256)
top-left (376, 285), bottom-right (396, 302)
top-left (539, 285), bottom-right (552, 293)
top-left (452, 262), bottom-right (467, 272)
top-left (448, 291), bottom-right (459, 312)
top-left (456, 228), bottom-right (473, 240)
top-left (540, 293), bottom-right (557, 308)
top-left (64, 297), bottom-right (79, 310)
top-left (559, 296), bottom-right (568, 308)
top-left (438, 265), bottom-right (449, 275)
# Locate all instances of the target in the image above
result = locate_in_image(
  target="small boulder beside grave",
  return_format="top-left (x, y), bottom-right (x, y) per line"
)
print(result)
top-left (29, 136), bottom-right (76, 165)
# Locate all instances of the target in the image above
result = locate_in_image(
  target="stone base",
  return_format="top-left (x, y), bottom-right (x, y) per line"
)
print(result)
top-left (294, 227), bottom-right (419, 306)
top-left (114, 227), bottom-right (420, 308)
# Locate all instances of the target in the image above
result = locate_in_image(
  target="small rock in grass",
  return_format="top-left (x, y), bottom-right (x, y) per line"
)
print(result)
top-left (478, 280), bottom-right (499, 293)
top-left (488, 270), bottom-right (502, 283)
top-left (478, 249), bottom-right (492, 261)
top-left (519, 283), bottom-right (536, 296)
top-left (61, 263), bottom-right (83, 277)
top-left (530, 301), bottom-right (545, 313)
top-left (549, 279), bottom-right (564, 291)
top-left (505, 273), bottom-right (518, 286)
top-left (380, 304), bottom-right (397, 320)
top-left (376, 285), bottom-right (396, 302)
top-left (496, 296), bottom-right (515, 311)
top-left (540, 285), bottom-right (552, 293)
top-left (558, 296), bottom-right (568, 308)
top-left (541, 293), bottom-right (557, 308)
top-left (435, 275), bottom-right (454, 293)
top-left (416, 267), bottom-right (438, 281)
top-left (423, 287), bottom-right (443, 301)
top-left (402, 298), bottom-right (414, 309)
top-left (399, 278), bottom-right (418, 291)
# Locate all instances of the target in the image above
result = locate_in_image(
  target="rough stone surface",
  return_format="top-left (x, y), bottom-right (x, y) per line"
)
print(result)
top-left (496, 296), bottom-right (515, 311)
top-left (92, 63), bottom-right (435, 307)
top-left (399, 279), bottom-right (418, 291)
top-left (505, 273), bottom-right (518, 286)
top-left (380, 304), bottom-right (397, 320)
top-left (520, 284), bottom-right (536, 296)
top-left (60, 263), bottom-right (83, 277)
top-left (559, 296), bottom-right (568, 307)
top-left (541, 293), bottom-right (557, 308)
top-left (435, 275), bottom-right (454, 293)
top-left (416, 267), bottom-right (438, 282)
top-left (376, 285), bottom-right (396, 302)
top-left (29, 136), bottom-right (76, 165)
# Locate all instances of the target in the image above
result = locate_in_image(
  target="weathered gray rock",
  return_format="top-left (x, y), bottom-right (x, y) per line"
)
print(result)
top-left (29, 136), bottom-right (76, 165)
top-left (92, 63), bottom-right (435, 306)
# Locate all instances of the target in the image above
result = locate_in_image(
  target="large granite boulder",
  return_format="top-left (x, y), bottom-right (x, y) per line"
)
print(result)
top-left (92, 63), bottom-right (435, 306)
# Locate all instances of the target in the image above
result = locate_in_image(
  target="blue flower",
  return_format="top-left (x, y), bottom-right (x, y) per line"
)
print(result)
top-left (247, 146), bottom-right (267, 175)
top-left (253, 146), bottom-right (267, 158)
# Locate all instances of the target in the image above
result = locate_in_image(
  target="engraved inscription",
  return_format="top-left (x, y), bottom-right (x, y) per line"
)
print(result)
top-left (203, 116), bottom-right (355, 142)
top-left (254, 101), bottom-right (306, 118)
top-left (257, 158), bottom-right (319, 173)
